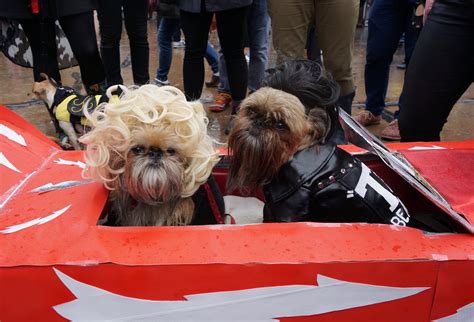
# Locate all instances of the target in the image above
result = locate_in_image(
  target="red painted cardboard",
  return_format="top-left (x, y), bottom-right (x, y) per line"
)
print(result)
top-left (1, 105), bottom-right (473, 321)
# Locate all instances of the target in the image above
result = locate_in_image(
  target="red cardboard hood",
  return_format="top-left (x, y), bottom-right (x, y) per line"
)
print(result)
top-left (340, 110), bottom-right (474, 233)
top-left (1, 105), bottom-right (474, 269)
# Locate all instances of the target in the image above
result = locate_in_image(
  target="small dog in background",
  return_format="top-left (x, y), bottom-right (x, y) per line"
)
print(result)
top-left (227, 60), bottom-right (420, 229)
top-left (32, 74), bottom-right (121, 150)
top-left (80, 85), bottom-right (220, 226)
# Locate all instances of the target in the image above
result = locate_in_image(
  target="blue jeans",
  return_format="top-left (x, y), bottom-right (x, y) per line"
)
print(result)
top-left (156, 17), bottom-right (180, 81)
top-left (206, 42), bottom-right (219, 74)
top-left (364, 0), bottom-right (417, 117)
top-left (156, 18), bottom-right (219, 81)
top-left (218, 0), bottom-right (270, 93)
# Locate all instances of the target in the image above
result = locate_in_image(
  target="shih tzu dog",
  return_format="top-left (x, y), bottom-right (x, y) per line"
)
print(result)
top-left (32, 73), bottom-right (121, 150)
top-left (80, 85), bottom-right (220, 226)
top-left (227, 60), bottom-right (427, 229)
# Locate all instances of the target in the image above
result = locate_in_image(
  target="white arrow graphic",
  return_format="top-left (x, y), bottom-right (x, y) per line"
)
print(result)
top-left (0, 152), bottom-right (21, 173)
top-left (30, 180), bottom-right (93, 193)
top-left (0, 124), bottom-right (27, 146)
top-left (0, 205), bottom-right (71, 234)
top-left (54, 158), bottom-right (86, 169)
top-left (434, 302), bottom-right (474, 322)
top-left (53, 268), bottom-right (429, 321)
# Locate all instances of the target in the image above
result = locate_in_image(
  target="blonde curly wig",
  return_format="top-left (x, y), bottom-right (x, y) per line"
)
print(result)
top-left (80, 85), bottom-right (219, 197)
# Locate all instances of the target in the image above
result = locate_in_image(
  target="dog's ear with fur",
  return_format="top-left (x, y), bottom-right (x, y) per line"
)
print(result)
top-left (261, 60), bottom-right (340, 143)
top-left (32, 82), bottom-right (47, 101)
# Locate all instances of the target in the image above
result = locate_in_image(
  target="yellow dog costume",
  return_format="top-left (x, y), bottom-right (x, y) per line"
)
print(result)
top-left (54, 87), bottom-right (121, 127)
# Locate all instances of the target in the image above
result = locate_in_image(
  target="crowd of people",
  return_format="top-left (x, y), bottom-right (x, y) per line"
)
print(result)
top-left (0, 0), bottom-right (472, 143)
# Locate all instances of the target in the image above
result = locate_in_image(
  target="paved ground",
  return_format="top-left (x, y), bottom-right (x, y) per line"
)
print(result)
top-left (1, 16), bottom-right (473, 144)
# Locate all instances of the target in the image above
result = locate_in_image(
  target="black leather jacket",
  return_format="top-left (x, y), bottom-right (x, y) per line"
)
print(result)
top-left (263, 144), bottom-right (415, 228)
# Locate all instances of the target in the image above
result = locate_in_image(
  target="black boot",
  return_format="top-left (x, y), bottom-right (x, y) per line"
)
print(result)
top-left (329, 91), bottom-right (355, 145)
top-left (337, 91), bottom-right (355, 115)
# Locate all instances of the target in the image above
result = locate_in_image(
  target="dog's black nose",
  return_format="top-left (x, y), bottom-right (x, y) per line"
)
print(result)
top-left (148, 149), bottom-right (162, 160)
top-left (255, 119), bottom-right (264, 129)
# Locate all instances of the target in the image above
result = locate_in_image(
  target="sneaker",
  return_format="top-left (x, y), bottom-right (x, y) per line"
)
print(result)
top-left (380, 120), bottom-right (400, 141)
top-left (396, 63), bottom-right (406, 70)
top-left (354, 110), bottom-right (382, 126)
top-left (151, 78), bottom-right (170, 86)
top-left (209, 92), bottom-right (232, 112)
top-left (172, 40), bottom-right (185, 48)
top-left (205, 74), bottom-right (220, 88)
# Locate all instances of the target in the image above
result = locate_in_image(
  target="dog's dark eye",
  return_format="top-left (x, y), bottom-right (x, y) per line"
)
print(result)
top-left (131, 145), bottom-right (145, 155)
top-left (167, 148), bottom-right (175, 155)
top-left (275, 121), bottom-right (287, 131)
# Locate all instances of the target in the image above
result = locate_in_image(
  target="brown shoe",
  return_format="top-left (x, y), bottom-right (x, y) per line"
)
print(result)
top-left (380, 120), bottom-right (400, 141)
top-left (354, 111), bottom-right (382, 126)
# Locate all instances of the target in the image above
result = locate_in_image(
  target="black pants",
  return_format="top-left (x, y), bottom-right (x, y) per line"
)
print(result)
top-left (399, 0), bottom-right (474, 142)
top-left (20, 12), bottom-right (105, 86)
top-left (180, 5), bottom-right (249, 101)
top-left (98, 0), bottom-right (149, 85)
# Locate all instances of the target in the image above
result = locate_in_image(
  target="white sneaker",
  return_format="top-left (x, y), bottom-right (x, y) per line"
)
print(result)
top-left (172, 40), bottom-right (185, 48)
top-left (151, 78), bottom-right (170, 86)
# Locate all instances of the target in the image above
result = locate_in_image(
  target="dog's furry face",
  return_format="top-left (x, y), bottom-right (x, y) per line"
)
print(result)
top-left (81, 85), bottom-right (219, 226)
top-left (32, 79), bottom-right (56, 109)
top-left (227, 87), bottom-right (314, 192)
top-left (121, 125), bottom-right (187, 205)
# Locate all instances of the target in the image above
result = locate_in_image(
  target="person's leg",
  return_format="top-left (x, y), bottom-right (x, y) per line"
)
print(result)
top-left (20, 18), bottom-right (64, 134)
top-left (172, 28), bottom-right (181, 42)
top-left (380, 3), bottom-right (418, 140)
top-left (20, 18), bottom-right (61, 83)
top-left (267, 0), bottom-right (313, 63)
top-left (205, 42), bottom-right (219, 75)
top-left (98, 0), bottom-right (124, 86)
top-left (180, 9), bottom-right (213, 100)
top-left (215, 5), bottom-right (249, 103)
top-left (306, 25), bottom-right (322, 64)
top-left (314, 0), bottom-right (358, 144)
top-left (59, 12), bottom-right (106, 90)
top-left (123, 0), bottom-right (150, 85)
top-left (204, 42), bottom-right (221, 87)
top-left (315, 0), bottom-right (358, 101)
top-left (217, 53), bottom-right (229, 92)
top-left (399, 2), bottom-right (474, 142)
top-left (363, 0), bottom-right (407, 120)
top-left (247, 0), bottom-right (270, 92)
top-left (403, 11), bottom-right (417, 67)
top-left (156, 18), bottom-right (180, 82)
top-left (209, 52), bottom-right (232, 112)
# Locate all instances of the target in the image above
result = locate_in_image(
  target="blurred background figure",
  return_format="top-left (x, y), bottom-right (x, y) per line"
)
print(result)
top-left (153, 0), bottom-right (219, 87)
top-left (355, 0), bottom-right (421, 141)
top-left (98, 0), bottom-right (149, 86)
top-left (268, 0), bottom-right (359, 116)
top-left (0, 0), bottom-right (105, 95)
top-left (210, 0), bottom-right (270, 115)
top-left (178, 0), bottom-right (250, 110)
top-left (399, 0), bottom-right (474, 142)
top-left (267, 0), bottom-right (359, 143)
